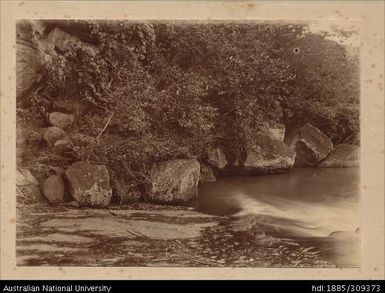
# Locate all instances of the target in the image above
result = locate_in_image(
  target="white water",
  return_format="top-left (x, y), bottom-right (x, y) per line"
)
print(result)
top-left (197, 167), bottom-right (360, 266)
top-left (232, 192), bottom-right (359, 238)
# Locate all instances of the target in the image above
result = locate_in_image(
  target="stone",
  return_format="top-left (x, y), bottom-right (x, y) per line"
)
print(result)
top-left (199, 163), bottom-right (216, 183)
top-left (285, 123), bottom-right (333, 166)
top-left (46, 27), bottom-right (96, 55)
top-left (52, 138), bottom-right (74, 156)
top-left (64, 162), bottom-right (112, 207)
top-left (146, 159), bottom-right (200, 203)
top-left (16, 168), bottom-right (44, 203)
top-left (69, 200), bottom-right (80, 208)
top-left (43, 126), bottom-right (66, 146)
top-left (319, 144), bottom-right (359, 168)
top-left (206, 146), bottom-right (227, 170)
top-left (42, 174), bottom-right (66, 204)
top-left (46, 27), bottom-right (82, 53)
top-left (241, 133), bottom-right (296, 174)
top-left (16, 40), bottom-right (44, 99)
top-left (261, 121), bottom-right (285, 141)
top-left (48, 112), bottom-right (75, 129)
top-left (71, 133), bottom-right (97, 146)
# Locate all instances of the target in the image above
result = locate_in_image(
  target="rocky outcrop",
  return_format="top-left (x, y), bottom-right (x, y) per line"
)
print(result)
top-left (43, 126), bottom-right (67, 146)
top-left (48, 112), bottom-right (75, 130)
top-left (319, 144), bottom-right (359, 168)
top-left (16, 39), bottom-right (44, 100)
top-left (241, 133), bottom-right (296, 174)
top-left (46, 27), bottom-right (84, 53)
top-left (16, 168), bottom-right (44, 203)
top-left (146, 159), bottom-right (200, 203)
top-left (16, 204), bottom-right (219, 266)
top-left (64, 162), bottom-right (112, 207)
top-left (206, 146), bottom-right (227, 170)
top-left (33, 19), bottom-right (100, 45)
top-left (285, 124), bottom-right (333, 166)
top-left (199, 163), bottom-right (216, 183)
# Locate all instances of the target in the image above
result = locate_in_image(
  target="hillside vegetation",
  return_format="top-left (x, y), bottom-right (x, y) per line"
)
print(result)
top-left (16, 20), bottom-right (360, 204)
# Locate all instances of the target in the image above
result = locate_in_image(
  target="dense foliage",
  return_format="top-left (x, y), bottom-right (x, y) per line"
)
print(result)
top-left (17, 20), bottom-right (360, 193)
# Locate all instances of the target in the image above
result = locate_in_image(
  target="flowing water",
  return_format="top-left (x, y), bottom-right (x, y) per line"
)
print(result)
top-left (196, 167), bottom-right (360, 267)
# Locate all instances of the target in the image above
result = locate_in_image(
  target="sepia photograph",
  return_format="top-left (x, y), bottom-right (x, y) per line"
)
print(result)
top-left (0, 0), bottom-right (384, 283)
top-left (14, 18), bottom-right (361, 268)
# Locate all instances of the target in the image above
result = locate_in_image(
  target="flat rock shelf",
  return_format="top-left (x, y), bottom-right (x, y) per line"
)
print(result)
top-left (17, 203), bottom-right (333, 267)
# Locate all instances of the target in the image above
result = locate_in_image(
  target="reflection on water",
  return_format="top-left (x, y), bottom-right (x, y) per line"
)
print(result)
top-left (196, 167), bottom-right (360, 267)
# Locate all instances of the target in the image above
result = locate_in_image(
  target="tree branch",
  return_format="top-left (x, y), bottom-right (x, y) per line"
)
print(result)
top-left (96, 112), bottom-right (114, 139)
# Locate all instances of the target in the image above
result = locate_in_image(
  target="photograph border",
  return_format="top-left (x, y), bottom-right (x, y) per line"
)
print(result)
top-left (1, 0), bottom-right (384, 280)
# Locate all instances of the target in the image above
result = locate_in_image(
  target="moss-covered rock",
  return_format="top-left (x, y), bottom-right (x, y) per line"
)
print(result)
top-left (64, 161), bottom-right (112, 207)
top-left (285, 124), bottom-right (333, 166)
top-left (261, 121), bottom-right (285, 141)
top-left (206, 146), bottom-right (227, 170)
top-left (48, 112), bottom-right (75, 130)
top-left (146, 159), bottom-right (200, 203)
top-left (43, 126), bottom-right (67, 146)
top-left (241, 133), bottom-right (295, 174)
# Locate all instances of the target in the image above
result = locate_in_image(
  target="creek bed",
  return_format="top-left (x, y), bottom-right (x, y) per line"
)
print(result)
top-left (16, 168), bottom-right (358, 267)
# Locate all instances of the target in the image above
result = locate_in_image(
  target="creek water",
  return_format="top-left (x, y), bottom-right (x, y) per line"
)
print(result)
top-left (196, 167), bottom-right (360, 267)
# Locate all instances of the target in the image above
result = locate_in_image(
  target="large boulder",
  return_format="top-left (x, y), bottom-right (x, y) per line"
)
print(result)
top-left (146, 159), bottom-right (200, 203)
top-left (241, 133), bottom-right (296, 174)
top-left (319, 144), bottom-right (360, 168)
top-left (64, 162), bottom-right (112, 207)
top-left (16, 40), bottom-right (44, 100)
top-left (285, 124), bottom-right (333, 166)
top-left (206, 146), bottom-right (227, 170)
top-left (42, 173), bottom-right (66, 204)
top-left (199, 163), bottom-right (216, 183)
top-left (43, 126), bottom-right (67, 146)
top-left (48, 112), bottom-right (75, 130)
top-left (16, 168), bottom-right (45, 203)
top-left (261, 121), bottom-right (285, 141)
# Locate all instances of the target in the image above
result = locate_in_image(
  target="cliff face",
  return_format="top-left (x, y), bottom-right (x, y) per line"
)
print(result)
top-left (16, 20), bottom-right (360, 206)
